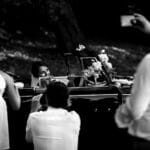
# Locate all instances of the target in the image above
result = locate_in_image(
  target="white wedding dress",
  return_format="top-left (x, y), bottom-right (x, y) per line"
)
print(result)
top-left (0, 74), bottom-right (9, 149)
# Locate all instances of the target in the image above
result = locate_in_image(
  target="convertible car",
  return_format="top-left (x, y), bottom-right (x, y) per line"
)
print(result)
top-left (7, 56), bottom-right (133, 150)
top-left (15, 56), bottom-right (132, 113)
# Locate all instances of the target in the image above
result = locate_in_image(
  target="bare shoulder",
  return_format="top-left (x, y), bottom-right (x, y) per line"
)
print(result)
top-left (140, 54), bottom-right (150, 66)
top-left (145, 53), bottom-right (150, 60)
top-left (70, 111), bottom-right (80, 120)
top-left (0, 71), bottom-right (13, 84)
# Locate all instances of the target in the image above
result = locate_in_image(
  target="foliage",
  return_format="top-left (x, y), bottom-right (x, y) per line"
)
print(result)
top-left (0, 0), bottom-right (149, 83)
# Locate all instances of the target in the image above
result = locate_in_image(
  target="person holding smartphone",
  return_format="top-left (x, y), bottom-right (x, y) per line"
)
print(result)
top-left (121, 13), bottom-right (150, 35)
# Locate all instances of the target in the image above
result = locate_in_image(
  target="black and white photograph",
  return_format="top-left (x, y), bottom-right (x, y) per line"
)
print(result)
top-left (0, 0), bottom-right (150, 150)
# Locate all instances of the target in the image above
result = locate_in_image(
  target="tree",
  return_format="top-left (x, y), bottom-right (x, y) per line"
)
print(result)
top-left (41, 0), bottom-right (85, 53)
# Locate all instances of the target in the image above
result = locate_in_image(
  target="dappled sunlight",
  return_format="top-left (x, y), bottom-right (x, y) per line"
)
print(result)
top-left (0, 40), bottom-right (149, 78)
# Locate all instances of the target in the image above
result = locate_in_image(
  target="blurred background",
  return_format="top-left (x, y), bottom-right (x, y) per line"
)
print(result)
top-left (0, 0), bottom-right (150, 80)
top-left (2, 1), bottom-right (150, 149)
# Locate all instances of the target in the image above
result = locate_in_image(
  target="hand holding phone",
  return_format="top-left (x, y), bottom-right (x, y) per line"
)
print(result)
top-left (120, 15), bottom-right (135, 27)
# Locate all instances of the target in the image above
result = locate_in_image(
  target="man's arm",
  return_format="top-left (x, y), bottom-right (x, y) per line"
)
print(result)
top-left (130, 13), bottom-right (150, 34)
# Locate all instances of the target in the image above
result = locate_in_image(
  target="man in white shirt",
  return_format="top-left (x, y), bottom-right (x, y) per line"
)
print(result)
top-left (26, 81), bottom-right (81, 150)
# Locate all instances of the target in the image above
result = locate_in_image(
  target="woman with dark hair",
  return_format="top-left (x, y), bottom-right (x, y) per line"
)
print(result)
top-left (31, 61), bottom-right (51, 88)
top-left (30, 61), bottom-right (52, 112)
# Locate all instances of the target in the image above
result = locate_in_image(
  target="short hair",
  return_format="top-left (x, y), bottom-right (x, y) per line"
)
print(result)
top-left (45, 81), bottom-right (69, 108)
top-left (31, 61), bottom-right (48, 78)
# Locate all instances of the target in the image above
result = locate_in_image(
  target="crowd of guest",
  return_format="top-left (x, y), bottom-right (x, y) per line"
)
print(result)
top-left (0, 53), bottom-right (132, 150)
top-left (0, 57), bottom-right (115, 150)
top-left (1, 52), bottom-right (150, 150)
top-left (2, 12), bottom-right (150, 150)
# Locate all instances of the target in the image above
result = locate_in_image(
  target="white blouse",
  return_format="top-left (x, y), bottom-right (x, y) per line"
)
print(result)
top-left (0, 74), bottom-right (9, 149)
top-left (26, 108), bottom-right (81, 150)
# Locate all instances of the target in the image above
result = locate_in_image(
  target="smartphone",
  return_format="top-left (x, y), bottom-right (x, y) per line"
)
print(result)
top-left (120, 15), bottom-right (135, 27)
